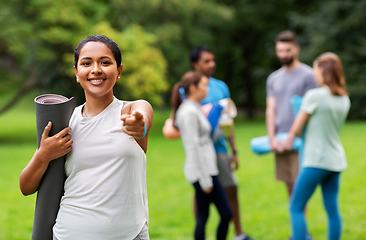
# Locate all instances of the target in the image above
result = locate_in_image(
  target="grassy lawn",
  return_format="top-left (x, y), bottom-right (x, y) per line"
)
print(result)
top-left (0, 94), bottom-right (365, 240)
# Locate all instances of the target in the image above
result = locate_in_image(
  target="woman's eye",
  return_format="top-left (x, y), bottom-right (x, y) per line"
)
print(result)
top-left (101, 61), bottom-right (111, 65)
top-left (81, 62), bottom-right (91, 66)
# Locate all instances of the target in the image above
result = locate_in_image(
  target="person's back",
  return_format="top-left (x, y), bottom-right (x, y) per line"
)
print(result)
top-left (302, 87), bottom-right (350, 171)
top-left (287, 52), bottom-right (350, 240)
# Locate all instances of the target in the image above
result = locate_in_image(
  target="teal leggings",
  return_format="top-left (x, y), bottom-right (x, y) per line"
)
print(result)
top-left (289, 167), bottom-right (342, 240)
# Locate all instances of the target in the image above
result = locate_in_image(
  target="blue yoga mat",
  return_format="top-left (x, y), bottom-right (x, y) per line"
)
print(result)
top-left (207, 102), bottom-right (223, 138)
top-left (250, 132), bottom-right (303, 155)
top-left (290, 95), bottom-right (303, 116)
top-left (250, 95), bottom-right (305, 158)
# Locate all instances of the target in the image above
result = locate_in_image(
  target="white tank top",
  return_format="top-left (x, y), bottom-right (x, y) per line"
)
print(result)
top-left (53, 97), bottom-right (148, 240)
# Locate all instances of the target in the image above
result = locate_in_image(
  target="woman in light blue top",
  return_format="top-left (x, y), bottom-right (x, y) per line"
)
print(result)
top-left (283, 52), bottom-right (350, 240)
top-left (172, 71), bottom-right (232, 240)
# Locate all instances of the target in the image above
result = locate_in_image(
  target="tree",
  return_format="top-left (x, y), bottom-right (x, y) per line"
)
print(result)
top-left (109, 0), bottom-right (320, 117)
top-left (109, 0), bottom-right (236, 106)
top-left (290, 0), bottom-right (366, 119)
top-left (2, 0), bottom-right (364, 119)
top-left (0, 0), bottom-right (168, 114)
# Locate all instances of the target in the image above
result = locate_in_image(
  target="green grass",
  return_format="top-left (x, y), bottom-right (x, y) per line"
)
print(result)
top-left (0, 94), bottom-right (365, 240)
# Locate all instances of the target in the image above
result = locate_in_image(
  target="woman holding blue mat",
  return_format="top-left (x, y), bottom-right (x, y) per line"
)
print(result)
top-left (20, 35), bottom-right (153, 240)
top-left (283, 52), bottom-right (350, 240)
top-left (172, 71), bottom-right (232, 240)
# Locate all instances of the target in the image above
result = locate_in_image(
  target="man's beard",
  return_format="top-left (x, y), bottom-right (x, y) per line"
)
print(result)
top-left (279, 57), bottom-right (294, 66)
top-left (205, 67), bottom-right (215, 77)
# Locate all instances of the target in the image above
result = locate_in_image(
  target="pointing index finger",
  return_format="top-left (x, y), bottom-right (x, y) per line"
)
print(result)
top-left (133, 111), bottom-right (143, 120)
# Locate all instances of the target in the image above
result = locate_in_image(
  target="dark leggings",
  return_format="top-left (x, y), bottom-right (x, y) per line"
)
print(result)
top-left (193, 175), bottom-right (232, 240)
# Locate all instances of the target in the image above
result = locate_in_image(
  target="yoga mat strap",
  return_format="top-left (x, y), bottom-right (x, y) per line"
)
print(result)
top-left (32, 94), bottom-right (76, 240)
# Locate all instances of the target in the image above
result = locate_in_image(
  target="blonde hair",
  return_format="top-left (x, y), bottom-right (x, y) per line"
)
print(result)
top-left (314, 52), bottom-right (348, 96)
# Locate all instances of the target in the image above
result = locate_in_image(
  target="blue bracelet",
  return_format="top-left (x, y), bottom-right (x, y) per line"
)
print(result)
top-left (138, 123), bottom-right (147, 139)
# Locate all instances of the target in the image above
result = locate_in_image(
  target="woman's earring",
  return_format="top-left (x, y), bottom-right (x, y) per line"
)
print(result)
top-left (118, 76), bottom-right (120, 80)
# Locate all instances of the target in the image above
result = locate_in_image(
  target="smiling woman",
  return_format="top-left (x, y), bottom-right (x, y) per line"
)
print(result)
top-left (74, 41), bottom-right (123, 107)
top-left (19, 35), bottom-right (153, 240)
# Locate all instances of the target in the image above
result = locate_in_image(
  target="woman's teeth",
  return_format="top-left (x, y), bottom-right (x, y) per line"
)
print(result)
top-left (90, 79), bottom-right (104, 83)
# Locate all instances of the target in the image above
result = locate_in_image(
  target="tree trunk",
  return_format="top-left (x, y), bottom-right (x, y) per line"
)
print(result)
top-left (243, 71), bottom-right (256, 119)
top-left (0, 75), bottom-right (39, 115)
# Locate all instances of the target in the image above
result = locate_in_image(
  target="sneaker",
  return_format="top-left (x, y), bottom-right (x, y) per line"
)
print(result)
top-left (235, 234), bottom-right (256, 240)
top-left (244, 235), bottom-right (256, 240)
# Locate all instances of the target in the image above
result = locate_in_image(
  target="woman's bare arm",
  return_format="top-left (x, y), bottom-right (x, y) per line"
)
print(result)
top-left (282, 110), bottom-right (310, 152)
top-left (121, 100), bottom-right (153, 153)
top-left (19, 122), bottom-right (72, 195)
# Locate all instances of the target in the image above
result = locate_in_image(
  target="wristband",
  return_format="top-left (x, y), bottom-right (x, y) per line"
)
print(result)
top-left (138, 123), bottom-right (147, 139)
top-left (232, 149), bottom-right (237, 155)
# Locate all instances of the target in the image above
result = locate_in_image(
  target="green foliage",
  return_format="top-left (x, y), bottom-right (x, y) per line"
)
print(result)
top-left (290, 0), bottom-right (366, 119)
top-left (0, 0), bottom-right (168, 107)
top-left (108, 0), bottom-right (322, 116)
top-left (110, 0), bottom-right (236, 93)
top-left (111, 24), bottom-right (168, 105)
top-left (1, 0), bottom-right (366, 118)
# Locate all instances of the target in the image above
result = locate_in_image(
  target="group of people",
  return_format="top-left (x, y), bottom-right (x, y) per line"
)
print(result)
top-left (168, 30), bottom-right (350, 240)
top-left (19, 30), bottom-right (350, 240)
top-left (163, 46), bottom-right (255, 240)
top-left (266, 31), bottom-right (350, 240)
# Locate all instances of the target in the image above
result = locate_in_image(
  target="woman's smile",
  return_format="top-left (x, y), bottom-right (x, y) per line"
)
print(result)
top-left (74, 41), bottom-right (122, 99)
top-left (88, 78), bottom-right (106, 85)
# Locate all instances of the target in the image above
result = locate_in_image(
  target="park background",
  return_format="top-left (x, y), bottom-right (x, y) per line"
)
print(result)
top-left (0, 0), bottom-right (365, 239)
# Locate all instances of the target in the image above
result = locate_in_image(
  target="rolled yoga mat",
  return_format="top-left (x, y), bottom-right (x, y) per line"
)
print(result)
top-left (249, 95), bottom-right (305, 157)
top-left (250, 132), bottom-right (303, 155)
top-left (32, 94), bottom-right (76, 240)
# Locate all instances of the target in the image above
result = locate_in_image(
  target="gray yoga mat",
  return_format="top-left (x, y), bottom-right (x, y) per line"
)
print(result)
top-left (32, 94), bottom-right (76, 240)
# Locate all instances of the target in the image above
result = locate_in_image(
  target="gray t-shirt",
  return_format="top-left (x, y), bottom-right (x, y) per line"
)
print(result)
top-left (266, 63), bottom-right (318, 133)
